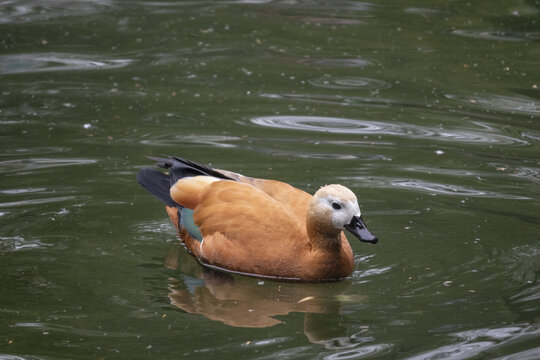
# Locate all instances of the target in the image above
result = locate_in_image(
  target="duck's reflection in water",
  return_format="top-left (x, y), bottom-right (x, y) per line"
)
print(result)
top-left (165, 244), bottom-right (357, 335)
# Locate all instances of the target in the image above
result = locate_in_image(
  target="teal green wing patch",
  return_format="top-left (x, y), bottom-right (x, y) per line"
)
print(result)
top-left (180, 208), bottom-right (203, 242)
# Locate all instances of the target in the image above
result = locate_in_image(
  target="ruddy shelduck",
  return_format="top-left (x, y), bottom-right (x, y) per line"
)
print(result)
top-left (137, 156), bottom-right (378, 282)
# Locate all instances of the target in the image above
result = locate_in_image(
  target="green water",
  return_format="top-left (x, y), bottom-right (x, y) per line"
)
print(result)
top-left (1, 0), bottom-right (539, 359)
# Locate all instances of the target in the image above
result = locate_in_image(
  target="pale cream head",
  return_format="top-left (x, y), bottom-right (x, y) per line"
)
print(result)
top-left (309, 184), bottom-right (361, 232)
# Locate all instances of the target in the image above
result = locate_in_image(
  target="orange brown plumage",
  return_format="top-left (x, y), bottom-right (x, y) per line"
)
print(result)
top-left (137, 156), bottom-right (377, 282)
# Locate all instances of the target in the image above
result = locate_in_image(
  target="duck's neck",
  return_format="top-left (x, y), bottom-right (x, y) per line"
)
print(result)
top-left (306, 218), bottom-right (342, 252)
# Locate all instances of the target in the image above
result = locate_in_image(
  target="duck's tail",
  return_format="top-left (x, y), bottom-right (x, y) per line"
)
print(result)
top-left (136, 156), bottom-right (232, 206)
top-left (136, 167), bottom-right (176, 207)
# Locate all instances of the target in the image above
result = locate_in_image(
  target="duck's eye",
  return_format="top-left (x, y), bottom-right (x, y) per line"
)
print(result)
top-left (332, 202), bottom-right (342, 210)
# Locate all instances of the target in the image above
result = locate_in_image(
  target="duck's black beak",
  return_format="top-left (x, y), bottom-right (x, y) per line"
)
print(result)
top-left (344, 215), bottom-right (378, 244)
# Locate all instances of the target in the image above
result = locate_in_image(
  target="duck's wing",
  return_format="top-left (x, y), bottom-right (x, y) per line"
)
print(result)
top-left (159, 155), bottom-right (313, 219)
top-left (138, 155), bottom-right (312, 239)
top-left (213, 169), bottom-right (312, 220)
top-left (247, 178), bottom-right (312, 220)
top-left (192, 180), bottom-right (311, 275)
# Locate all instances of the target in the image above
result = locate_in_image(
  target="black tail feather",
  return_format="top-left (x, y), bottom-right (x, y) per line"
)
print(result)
top-left (137, 156), bottom-right (233, 206)
top-left (147, 156), bottom-right (231, 183)
top-left (136, 168), bottom-right (176, 207)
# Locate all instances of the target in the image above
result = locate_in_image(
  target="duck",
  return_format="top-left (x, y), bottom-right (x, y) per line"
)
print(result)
top-left (137, 156), bottom-right (378, 282)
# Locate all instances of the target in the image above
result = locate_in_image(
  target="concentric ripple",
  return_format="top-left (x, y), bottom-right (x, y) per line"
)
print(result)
top-left (252, 116), bottom-right (399, 134)
top-left (250, 116), bottom-right (528, 145)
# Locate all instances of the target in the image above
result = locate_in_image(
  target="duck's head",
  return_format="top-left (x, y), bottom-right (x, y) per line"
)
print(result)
top-left (308, 184), bottom-right (378, 244)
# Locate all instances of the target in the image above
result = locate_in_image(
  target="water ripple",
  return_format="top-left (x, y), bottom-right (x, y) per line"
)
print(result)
top-left (511, 167), bottom-right (540, 184)
top-left (1, 187), bottom-right (46, 195)
top-left (133, 220), bottom-right (176, 242)
top-left (300, 17), bottom-right (363, 25)
top-left (260, 92), bottom-right (396, 108)
top-left (254, 345), bottom-right (313, 359)
top-left (0, 0), bottom-right (114, 24)
top-left (315, 329), bottom-right (373, 350)
top-left (492, 347), bottom-right (540, 360)
top-left (140, 134), bottom-right (240, 148)
top-left (403, 166), bottom-right (481, 177)
top-left (344, 176), bottom-right (530, 199)
top-left (406, 324), bottom-right (540, 360)
top-left (298, 58), bottom-right (372, 68)
top-left (323, 344), bottom-right (393, 359)
top-left (510, 283), bottom-right (540, 314)
top-left (242, 337), bottom-right (292, 348)
top-left (0, 236), bottom-right (52, 252)
top-left (0, 53), bottom-right (133, 75)
top-left (455, 326), bottom-right (535, 342)
top-left (503, 244), bottom-right (540, 287)
top-left (15, 321), bottom-right (139, 338)
top-left (253, 149), bottom-right (358, 160)
top-left (354, 267), bottom-right (392, 279)
top-left (0, 146), bottom-right (71, 157)
top-left (251, 116), bottom-right (528, 145)
top-left (522, 131), bottom-right (540, 142)
top-left (308, 76), bottom-right (391, 90)
top-left (452, 29), bottom-right (540, 42)
top-left (0, 196), bottom-right (79, 208)
top-left (405, 165), bottom-right (540, 187)
top-left (0, 158), bottom-right (98, 174)
top-left (138, 0), bottom-right (275, 9)
top-left (404, 7), bottom-right (445, 16)
top-left (0, 354), bottom-right (27, 360)
top-left (151, 47), bottom-right (248, 68)
top-left (405, 341), bottom-right (495, 360)
top-left (446, 94), bottom-right (540, 116)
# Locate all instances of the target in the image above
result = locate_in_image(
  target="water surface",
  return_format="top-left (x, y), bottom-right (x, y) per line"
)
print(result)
top-left (1, 0), bottom-right (539, 359)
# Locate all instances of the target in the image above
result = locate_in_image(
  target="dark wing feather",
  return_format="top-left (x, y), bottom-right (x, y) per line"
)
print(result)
top-left (148, 156), bottom-right (232, 183)
top-left (137, 156), bottom-right (234, 206)
top-left (136, 168), bottom-right (176, 207)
